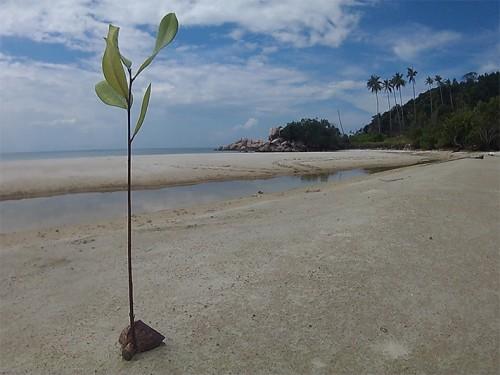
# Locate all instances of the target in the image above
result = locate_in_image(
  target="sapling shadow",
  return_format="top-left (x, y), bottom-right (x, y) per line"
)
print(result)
top-left (95, 13), bottom-right (178, 361)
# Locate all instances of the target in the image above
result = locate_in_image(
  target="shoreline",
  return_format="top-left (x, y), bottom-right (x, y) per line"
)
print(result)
top-left (0, 168), bottom-right (371, 234)
top-left (0, 150), bottom-right (465, 201)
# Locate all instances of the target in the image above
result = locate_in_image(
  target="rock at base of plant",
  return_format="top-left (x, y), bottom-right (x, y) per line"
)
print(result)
top-left (119, 320), bottom-right (165, 360)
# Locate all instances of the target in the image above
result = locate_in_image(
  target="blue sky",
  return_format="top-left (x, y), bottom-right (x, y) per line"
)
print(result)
top-left (0, 0), bottom-right (498, 152)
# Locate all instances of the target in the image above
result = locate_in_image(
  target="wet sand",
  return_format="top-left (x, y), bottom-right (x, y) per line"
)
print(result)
top-left (0, 155), bottom-right (498, 374)
top-left (0, 150), bottom-right (458, 200)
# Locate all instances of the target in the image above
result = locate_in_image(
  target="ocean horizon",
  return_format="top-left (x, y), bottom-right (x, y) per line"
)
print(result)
top-left (0, 147), bottom-right (219, 161)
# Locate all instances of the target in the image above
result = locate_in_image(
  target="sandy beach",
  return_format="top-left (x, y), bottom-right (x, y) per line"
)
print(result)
top-left (0, 153), bottom-right (498, 374)
top-left (0, 150), bottom-right (460, 200)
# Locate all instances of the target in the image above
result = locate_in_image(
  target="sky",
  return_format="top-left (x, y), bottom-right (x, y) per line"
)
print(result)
top-left (0, 0), bottom-right (498, 152)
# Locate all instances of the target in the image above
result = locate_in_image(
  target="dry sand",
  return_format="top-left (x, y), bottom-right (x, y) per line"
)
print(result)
top-left (0, 149), bottom-right (458, 200)
top-left (0, 154), bottom-right (498, 374)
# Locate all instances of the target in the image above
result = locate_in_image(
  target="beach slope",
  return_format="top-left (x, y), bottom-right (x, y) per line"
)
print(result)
top-left (0, 156), bottom-right (498, 374)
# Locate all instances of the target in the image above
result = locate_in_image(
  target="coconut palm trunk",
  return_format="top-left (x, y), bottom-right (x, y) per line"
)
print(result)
top-left (425, 77), bottom-right (434, 121)
top-left (386, 91), bottom-right (392, 134)
top-left (434, 76), bottom-right (444, 106)
top-left (392, 73), bottom-right (406, 133)
top-left (375, 91), bottom-right (381, 134)
top-left (449, 87), bottom-right (454, 110)
top-left (429, 89), bottom-right (433, 117)
top-left (406, 68), bottom-right (418, 128)
top-left (367, 75), bottom-right (382, 134)
top-left (411, 81), bottom-right (417, 127)
top-left (393, 90), bottom-right (401, 133)
top-left (398, 88), bottom-right (405, 130)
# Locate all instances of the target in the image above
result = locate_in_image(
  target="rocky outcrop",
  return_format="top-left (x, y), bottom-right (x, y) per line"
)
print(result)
top-left (216, 138), bottom-right (265, 152)
top-left (216, 126), bottom-right (307, 152)
top-left (216, 137), bottom-right (306, 152)
top-left (268, 126), bottom-right (282, 141)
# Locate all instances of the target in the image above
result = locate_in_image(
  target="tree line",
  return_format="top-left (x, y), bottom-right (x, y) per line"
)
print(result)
top-left (362, 70), bottom-right (499, 150)
top-left (279, 118), bottom-right (348, 150)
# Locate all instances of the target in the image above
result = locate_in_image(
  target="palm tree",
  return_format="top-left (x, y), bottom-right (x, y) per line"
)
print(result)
top-left (444, 78), bottom-right (454, 110)
top-left (425, 76), bottom-right (434, 117)
top-left (392, 73), bottom-right (406, 132)
top-left (367, 75), bottom-right (382, 134)
top-left (390, 77), bottom-right (401, 131)
top-left (434, 75), bottom-right (444, 105)
top-left (382, 79), bottom-right (393, 134)
top-left (407, 67), bottom-right (418, 127)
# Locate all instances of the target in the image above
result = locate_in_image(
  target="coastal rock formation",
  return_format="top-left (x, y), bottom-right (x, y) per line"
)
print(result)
top-left (216, 137), bottom-right (306, 152)
top-left (216, 127), bottom-right (307, 152)
top-left (268, 126), bottom-right (281, 140)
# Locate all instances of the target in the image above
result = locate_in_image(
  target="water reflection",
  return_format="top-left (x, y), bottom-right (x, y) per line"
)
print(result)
top-left (299, 169), bottom-right (367, 183)
top-left (0, 168), bottom-right (367, 233)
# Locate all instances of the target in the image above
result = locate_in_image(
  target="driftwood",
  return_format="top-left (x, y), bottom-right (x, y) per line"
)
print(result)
top-left (119, 320), bottom-right (165, 360)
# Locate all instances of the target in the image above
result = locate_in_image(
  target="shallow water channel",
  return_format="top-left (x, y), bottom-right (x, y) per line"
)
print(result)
top-left (0, 169), bottom-right (368, 233)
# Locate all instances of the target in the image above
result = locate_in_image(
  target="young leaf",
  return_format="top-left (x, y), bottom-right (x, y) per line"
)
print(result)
top-left (121, 54), bottom-right (132, 69)
top-left (134, 13), bottom-right (178, 78)
top-left (104, 31), bottom-right (132, 69)
top-left (95, 80), bottom-right (128, 109)
top-left (135, 54), bottom-right (155, 78)
top-left (102, 25), bottom-right (128, 99)
top-left (107, 25), bottom-right (120, 46)
top-left (132, 83), bottom-right (152, 140)
top-left (153, 13), bottom-right (179, 54)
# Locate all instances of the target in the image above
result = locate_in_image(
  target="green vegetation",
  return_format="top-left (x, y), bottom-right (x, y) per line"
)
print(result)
top-left (94, 13), bottom-right (179, 360)
top-left (349, 133), bottom-right (411, 149)
top-left (359, 71), bottom-right (499, 150)
top-left (279, 118), bottom-right (348, 150)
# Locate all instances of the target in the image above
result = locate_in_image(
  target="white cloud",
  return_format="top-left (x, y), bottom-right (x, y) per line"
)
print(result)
top-left (228, 28), bottom-right (245, 41)
top-left (0, 54), bottom-right (124, 152)
top-left (476, 42), bottom-right (500, 74)
top-left (0, 49), bottom-right (374, 151)
top-left (33, 118), bottom-right (78, 126)
top-left (376, 24), bottom-right (461, 61)
top-left (478, 61), bottom-right (500, 73)
top-left (0, 0), bottom-right (377, 151)
top-left (0, 0), bottom-right (370, 50)
top-left (233, 118), bottom-right (258, 131)
top-left (261, 46), bottom-right (279, 55)
top-left (338, 65), bottom-right (368, 79)
top-left (144, 58), bottom-right (369, 114)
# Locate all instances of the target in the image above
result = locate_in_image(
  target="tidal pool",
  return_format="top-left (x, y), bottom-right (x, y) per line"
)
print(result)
top-left (0, 168), bottom-right (368, 233)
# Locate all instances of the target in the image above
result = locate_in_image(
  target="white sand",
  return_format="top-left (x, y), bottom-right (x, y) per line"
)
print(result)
top-left (0, 156), bottom-right (498, 374)
top-left (0, 150), bottom-right (459, 200)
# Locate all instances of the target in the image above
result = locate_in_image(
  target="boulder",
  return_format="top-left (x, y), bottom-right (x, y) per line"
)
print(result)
top-left (269, 127), bottom-right (282, 141)
top-left (217, 127), bottom-right (310, 152)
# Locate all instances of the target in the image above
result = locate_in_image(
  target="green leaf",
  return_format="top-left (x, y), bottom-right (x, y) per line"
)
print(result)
top-left (135, 54), bottom-right (155, 78)
top-left (132, 83), bottom-right (152, 139)
top-left (95, 80), bottom-right (128, 109)
top-left (104, 31), bottom-right (132, 69)
top-left (134, 13), bottom-right (178, 78)
top-left (102, 25), bottom-right (128, 99)
top-left (121, 54), bottom-right (132, 69)
top-left (107, 25), bottom-right (120, 46)
top-left (153, 13), bottom-right (179, 54)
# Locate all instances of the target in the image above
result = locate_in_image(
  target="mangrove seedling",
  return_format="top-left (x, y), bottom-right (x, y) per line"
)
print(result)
top-left (95, 13), bottom-right (178, 360)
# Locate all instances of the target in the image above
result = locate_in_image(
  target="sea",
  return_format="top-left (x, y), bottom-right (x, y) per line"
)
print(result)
top-left (0, 147), bottom-right (217, 161)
